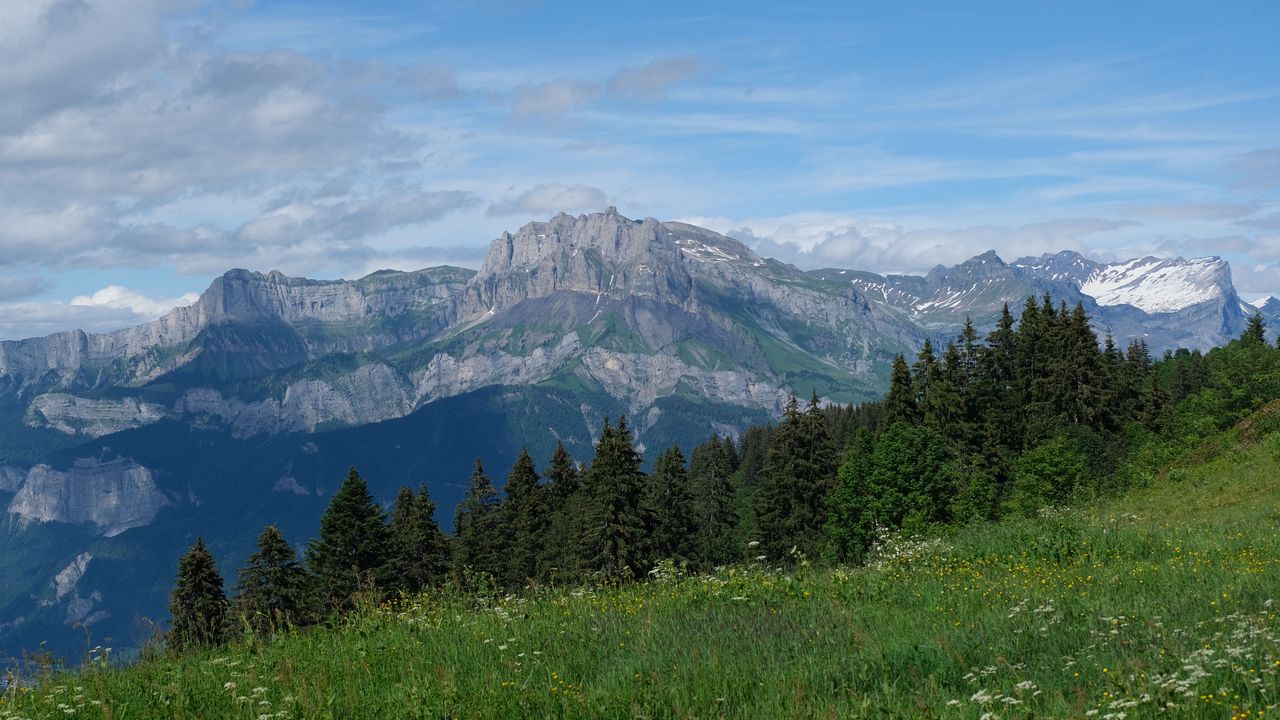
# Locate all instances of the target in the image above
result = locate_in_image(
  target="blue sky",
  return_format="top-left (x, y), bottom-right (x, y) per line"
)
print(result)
top-left (0, 0), bottom-right (1277, 337)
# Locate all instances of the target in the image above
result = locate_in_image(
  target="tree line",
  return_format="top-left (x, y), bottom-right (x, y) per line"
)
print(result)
top-left (168, 297), bottom-right (1280, 652)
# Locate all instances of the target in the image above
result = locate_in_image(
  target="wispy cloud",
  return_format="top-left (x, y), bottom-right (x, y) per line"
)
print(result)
top-left (608, 55), bottom-right (701, 101)
top-left (487, 183), bottom-right (608, 216)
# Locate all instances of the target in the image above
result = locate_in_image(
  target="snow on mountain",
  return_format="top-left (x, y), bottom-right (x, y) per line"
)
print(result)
top-left (1078, 256), bottom-right (1230, 314)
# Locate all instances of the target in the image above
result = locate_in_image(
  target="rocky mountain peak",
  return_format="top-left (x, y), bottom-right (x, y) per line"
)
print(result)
top-left (1079, 255), bottom-right (1233, 314)
top-left (464, 209), bottom-right (764, 319)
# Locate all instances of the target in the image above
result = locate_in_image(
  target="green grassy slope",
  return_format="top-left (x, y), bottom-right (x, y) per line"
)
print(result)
top-left (7, 424), bottom-right (1280, 718)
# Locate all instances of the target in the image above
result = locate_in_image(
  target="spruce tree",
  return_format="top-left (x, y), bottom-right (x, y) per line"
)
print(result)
top-left (754, 392), bottom-right (837, 561)
top-left (453, 459), bottom-right (506, 585)
top-left (503, 448), bottom-right (546, 587)
top-left (975, 303), bottom-right (1021, 450)
top-left (168, 538), bottom-right (229, 652)
top-left (538, 442), bottom-right (581, 582)
top-left (689, 436), bottom-right (739, 567)
top-left (305, 467), bottom-right (390, 611)
top-left (912, 339), bottom-right (940, 415)
top-left (387, 484), bottom-right (450, 594)
top-left (234, 526), bottom-right (310, 637)
top-left (644, 445), bottom-right (698, 565)
top-left (883, 355), bottom-right (918, 424)
top-left (580, 416), bottom-right (649, 579)
top-left (1243, 312), bottom-right (1267, 345)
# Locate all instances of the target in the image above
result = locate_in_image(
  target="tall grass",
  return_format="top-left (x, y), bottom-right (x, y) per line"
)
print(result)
top-left (6, 434), bottom-right (1280, 719)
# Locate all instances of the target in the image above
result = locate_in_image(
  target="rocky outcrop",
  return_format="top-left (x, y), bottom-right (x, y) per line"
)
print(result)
top-left (25, 394), bottom-right (167, 436)
top-left (6, 458), bottom-right (169, 536)
top-left (0, 266), bottom-right (473, 393)
top-left (49, 553), bottom-right (92, 604)
top-left (577, 348), bottom-right (791, 413)
top-left (26, 363), bottom-right (417, 438)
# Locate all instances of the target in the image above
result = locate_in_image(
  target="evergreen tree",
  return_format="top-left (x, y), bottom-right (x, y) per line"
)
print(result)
top-left (579, 417), bottom-right (649, 579)
top-left (453, 459), bottom-right (506, 585)
top-left (234, 526), bottom-right (310, 637)
top-left (883, 355), bottom-right (919, 424)
top-left (823, 428), bottom-right (877, 562)
top-left (734, 425), bottom-right (773, 489)
top-left (168, 538), bottom-right (229, 652)
top-left (305, 467), bottom-right (391, 611)
top-left (1243, 312), bottom-right (1267, 345)
top-left (974, 303), bottom-right (1020, 449)
top-left (958, 316), bottom-right (981, 380)
top-left (754, 392), bottom-right (838, 561)
top-left (1050, 303), bottom-right (1107, 431)
top-left (539, 442), bottom-right (582, 582)
top-left (502, 448), bottom-right (546, 587)
top-left (689, 435), bottom-right (739, 567)
top-left (925, 341), bottom-right (967, 436)
top-left (644, 445), bottom-right (698, 565)
top-left (387, 484), bottom-right (450, 594)
top-left (912, 338), bottom-right (941, 411)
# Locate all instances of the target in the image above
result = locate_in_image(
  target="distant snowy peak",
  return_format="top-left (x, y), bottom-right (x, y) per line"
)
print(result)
top-left (1078, 256), bottom-right (1231, 314)
top-left (1012, 251), bottom-right (1100, 285)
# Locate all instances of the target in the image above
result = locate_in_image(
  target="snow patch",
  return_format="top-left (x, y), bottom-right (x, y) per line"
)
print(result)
top-left (1080, 257), bottom-right (1226, 314)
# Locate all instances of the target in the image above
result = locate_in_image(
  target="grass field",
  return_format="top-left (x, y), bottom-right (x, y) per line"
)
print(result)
top-left (6, 430), bottom-right (1280, 718)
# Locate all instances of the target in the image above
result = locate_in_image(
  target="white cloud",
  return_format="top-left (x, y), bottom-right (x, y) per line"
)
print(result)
top-left (682, 212), bottom-right (1138, 274)
top-left (0, 284), bottom-right (200, 339)
top-left (608, 55), bottom-right (701, 101)
top-left (70, 285), bottom-right (200, 317)
top-left (486, 183), bottom-right (608, 216)
top-left (511, 80), bottom-right (600, 122)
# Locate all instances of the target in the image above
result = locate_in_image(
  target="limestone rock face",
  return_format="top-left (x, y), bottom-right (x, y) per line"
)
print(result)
top-left (25, 394), bottom-right (167, 437)
top-left (0, 266), bottom-right (473, 392)
top-left (6, 458), bottom-right (169, 537)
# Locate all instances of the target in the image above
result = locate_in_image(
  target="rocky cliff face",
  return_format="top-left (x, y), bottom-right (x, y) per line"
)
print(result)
top-left (0, 266), bottom-right (473, 393)
top-left (6, 458), bottom-right (169, 537)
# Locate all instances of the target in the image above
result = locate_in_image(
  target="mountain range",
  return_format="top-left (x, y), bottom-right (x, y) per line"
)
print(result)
top-left (0, 208), bottom-right (1270, 661)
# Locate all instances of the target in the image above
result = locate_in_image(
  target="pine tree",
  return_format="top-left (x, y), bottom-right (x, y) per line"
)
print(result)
top-left (912, 339), bottom-right (940, 413)
top-left (502, 448), bottom-right (546, 587)
top-left (974, 303), bottom-right (1021, 450)
top-left (754, 392), bottom-right (837, 562)
top-left (1243, 312), bottom-right (1267, 345)
top-left (1044, 303), bottom-right (1107, 432)
top-left (579, 416), bottom-right (649, 579)
top-left (689, 435), bottom-right (739, 567)
top-left (644, 445), bottom-right (698, 565)
top-left (958, 316), bottom-right (981, 380)
top-left (453, 459), bottom-right (506, 585)
top-left (538, 442), bottom-right (581, 582)
top-left (387, 484), bottom-right (450, 594)
top-left (234, 526), bottom-right (310, 637)
top-left (305, 467), bottom-right (390, 611)
top-left (168, 538), bottom-right (229, 652)
top-left (924, 341), bottom-right (965, 434)
top-left (883, 355), bottom-right (919, 424)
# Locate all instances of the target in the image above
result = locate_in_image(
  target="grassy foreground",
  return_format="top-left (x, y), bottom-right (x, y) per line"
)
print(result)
top-left (7, 434), bottom-right (1280, 718)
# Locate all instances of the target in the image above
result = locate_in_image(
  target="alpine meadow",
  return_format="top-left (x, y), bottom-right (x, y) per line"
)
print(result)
top-left (3, 1), bottom-right (1280, 718)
